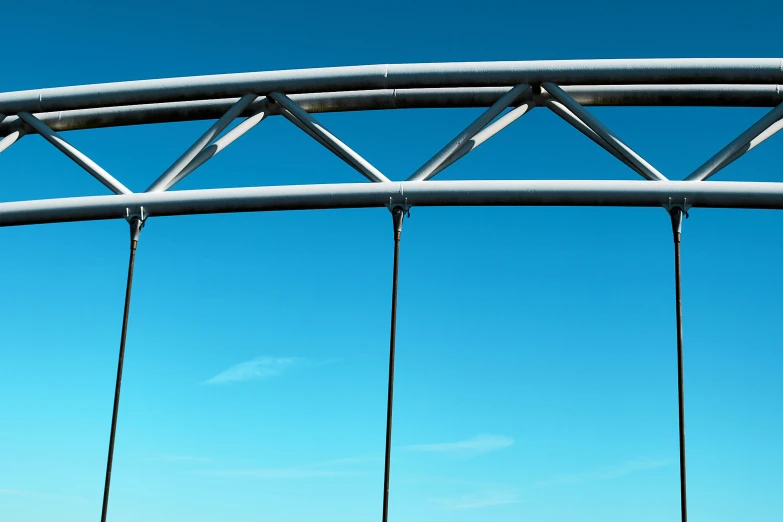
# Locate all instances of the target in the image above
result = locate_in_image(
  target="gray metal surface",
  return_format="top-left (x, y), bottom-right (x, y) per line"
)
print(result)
top-left (3, 181), bottom-right (783, 227)
top-left (16, 112), bottom-right (132, 195)
top-left (407, 84), bottom-right (531, 181)
top-left (2, 59), bottom-right (783, 229)
top-left (164, 108), bottom-right (270, 191)
top-left (430, 101), bottom-right (536, 177)
top-left (270, 92), bottom-right (390, 183)
top-left (545, 99), bottom-right (646, 176)
top-left (146, 94), bottom-right (258, 192)
top-left (0, 128), bottom-right (24, 154)
top-left (685, 101), bottom-right (783, 181)
top-left (1, 59), bottom-right (782, 114)
top-left (542, 83), bottom-right (666, 181)
top-left (6, 60), bottom-right (782, 522)
top-left (3, 85), bottom-right (783, 138)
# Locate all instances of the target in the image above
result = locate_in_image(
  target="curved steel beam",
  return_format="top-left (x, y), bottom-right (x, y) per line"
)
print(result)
top-left (2, 85), bottom-right (782, 138)
top-left (2, 180), bottom-right (783, 227)
top-left (0, 59), bottom-right (781, 114)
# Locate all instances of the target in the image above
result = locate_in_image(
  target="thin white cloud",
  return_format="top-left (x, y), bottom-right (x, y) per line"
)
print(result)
top-left (0, 488), bottom-right (85, 504)
top-left (435, 490), bottom-right (524, 510)
top-left (0, 488), bottom-right (31, 496)
top-left (142, 452), bottom-right (214, 464)
top-left (405, 434), bottom-right (513, 456)
top-left (195, 452), bottom-right (374, 480)
top-left (198, 467), bottom-right (355, 479)
top-left (536, 457), bottom-right (672, 487)
top-left (310, 454), bottom-right (380, 468)
top-left (203, 356), bottom-right (299, 384)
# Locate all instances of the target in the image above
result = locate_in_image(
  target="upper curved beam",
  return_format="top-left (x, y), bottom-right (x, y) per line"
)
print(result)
top-left (1, 85), bottom-right (782, 137)
top-left (2, 180), bottom-right (783, 227)
top-left (1, 59), bottom-right (781, 115)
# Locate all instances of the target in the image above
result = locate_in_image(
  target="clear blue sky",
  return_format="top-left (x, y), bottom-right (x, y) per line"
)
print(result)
top-left (1, 1), bottom-right (781, 521)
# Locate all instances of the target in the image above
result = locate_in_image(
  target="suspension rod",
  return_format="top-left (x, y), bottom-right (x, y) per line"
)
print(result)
top-left (669, 207), bottom-right (688, 522)
top-left (100, 216), bottom-right (143, 522)
top-left (382, 207), bottom-right (405, 522)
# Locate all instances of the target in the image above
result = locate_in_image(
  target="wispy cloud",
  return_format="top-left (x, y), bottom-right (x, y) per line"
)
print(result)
top-left (196, 452), bottom-right (374, 480)
top-left (310, 454), bottom-right (380, 468)
top-left (203, 356), bottom-right (300, 384)
top-left (405, 434), bottom-right (513, 456)
top-left (197, 467), bottom-right (355, 479)
top-left (0, 488), bottom-right (32, 496)
top-left (435, 489), bottom-right (524, 510)
top-left (141, 452), bottom-right (214, 464)
top-left (0, 488), bottom-right (85, 504)
top-left (536, 457), bottom-right (672, 487)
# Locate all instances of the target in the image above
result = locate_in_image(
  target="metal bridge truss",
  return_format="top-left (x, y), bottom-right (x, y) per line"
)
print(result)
top-left (2, 58), bottom-right (783, 522)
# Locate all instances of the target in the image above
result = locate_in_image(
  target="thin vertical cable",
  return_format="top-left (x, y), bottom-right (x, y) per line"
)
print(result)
top-left (670, 208), bottom-right (688, 522)
top-left (100, 217), bottom-right (143, 522)
top-left (382, 208), bottom-right (404, 522)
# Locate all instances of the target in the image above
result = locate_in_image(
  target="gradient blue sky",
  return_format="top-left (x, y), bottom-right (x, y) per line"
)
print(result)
top-left (1, 1), bottom-right (782, 521)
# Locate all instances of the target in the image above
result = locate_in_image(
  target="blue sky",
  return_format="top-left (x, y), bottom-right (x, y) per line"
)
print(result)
top-left (0, 1), bottom-right (782, 521)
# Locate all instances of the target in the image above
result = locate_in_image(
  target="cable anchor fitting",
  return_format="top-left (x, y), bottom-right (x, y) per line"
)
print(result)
top-left (386, 197), bottom-right (410, 240)
top-left (125, 206), bottom-right (147, 243)
top-left (386, 196), bottom-right (411, 219)
top-left (665, 198), bottom-right (690, 242)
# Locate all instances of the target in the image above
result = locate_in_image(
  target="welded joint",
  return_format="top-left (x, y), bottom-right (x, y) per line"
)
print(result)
top-left (666, 198), bottom-right (689, 242)
top-left (125, 207), bottom-right (146, 242)
top-left (125, 206), bottom-right (147, 223)
top-left (387, 197), bottom-right (409, 240)
top-left (665, 197), bottom-right (691, 216)
top-left (390, 206), bottom-right (405, 240)
top-left (386, 197), bottom-right (411, 218)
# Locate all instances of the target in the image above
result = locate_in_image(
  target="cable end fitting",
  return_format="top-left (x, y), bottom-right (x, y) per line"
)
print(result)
top-left (392, 207), bottom-right (404, 241)
top-left (669, 207), bottom-right (683, 243)
top-left (387, 196), bottom-right (410, 241)
top-left (126, 207), bottom-right (146, 246)
top-left (665, 198), bottom-right (690, 243)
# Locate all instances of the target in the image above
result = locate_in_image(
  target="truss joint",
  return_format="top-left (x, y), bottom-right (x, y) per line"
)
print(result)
top-left (665, 197), bottom-right (691, 217)
top-left (386, 197), bottom-right (411, 219)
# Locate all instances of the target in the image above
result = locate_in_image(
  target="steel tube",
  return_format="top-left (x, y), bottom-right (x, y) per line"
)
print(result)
top-left (0, 128), bottom-right (24, 154)
top-left (146, 94), bottom-right (258, 192)
top-left (431, 102), bottom-right (535, 177)
top-left (2, 85), bottom-right (782, 138)
top-left (17, 113), bottom-right (132, 195)
top-left (277, 107), bottom-right (349, 161)
top-left (685, 101), bottom-right (783, 181)
top-left (543, 83), bottom-right (667, 181)
top-left (4, 181), bottom-right (783, 227)
top-left (270, 92), bottom-right (390, 183)
top-left (546, 99), bottom-right (647, 177)
top-left (408, 84), bottom-right (531, 181)
top-left (165, 109), bottom-right (269, 190)
top-left (718, 118), bottom-right (783, 173)
top-left (1, 59), bottom-right (782, 114)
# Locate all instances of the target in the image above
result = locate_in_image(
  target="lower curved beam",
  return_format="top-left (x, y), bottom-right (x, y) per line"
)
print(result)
top-left (1, 180), bottom-right (783, 227)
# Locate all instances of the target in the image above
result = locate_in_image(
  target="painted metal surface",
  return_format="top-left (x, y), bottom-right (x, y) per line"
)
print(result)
top-left (1, 59), bottom-right (782, 115)
top-left (0, 59), bottom-right (781, 229)
top-left (6, 60), bottom-right (781, 522)
top-left (2, 181), bottom-right (783, 228)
